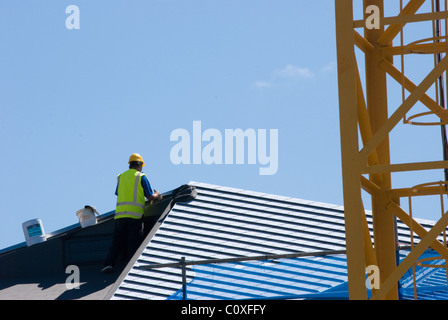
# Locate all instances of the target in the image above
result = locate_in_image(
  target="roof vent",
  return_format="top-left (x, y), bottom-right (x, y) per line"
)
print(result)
top-left (22, 218), bottom-right (46, 246)
top-left (172, 184), bottom-right (197, 203)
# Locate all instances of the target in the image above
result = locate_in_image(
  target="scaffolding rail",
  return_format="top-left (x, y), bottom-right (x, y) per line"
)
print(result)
top-left (136, 249), bottom-right (348, 300)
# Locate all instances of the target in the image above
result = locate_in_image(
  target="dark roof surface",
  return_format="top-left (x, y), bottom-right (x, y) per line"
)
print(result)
top-left (0, 211), bottom-right (119, 300)
top-left (0, 185), bottom-right (192, 300)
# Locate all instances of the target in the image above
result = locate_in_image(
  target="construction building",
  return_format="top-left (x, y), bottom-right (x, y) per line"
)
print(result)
top-left (4, 0), bottom-right (448, 301)
top-left (0, 182), bottom-right (446, 300)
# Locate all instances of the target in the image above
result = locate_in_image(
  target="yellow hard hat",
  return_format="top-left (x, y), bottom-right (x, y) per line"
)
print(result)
top-left (128, 153), bottom-right (145, 167)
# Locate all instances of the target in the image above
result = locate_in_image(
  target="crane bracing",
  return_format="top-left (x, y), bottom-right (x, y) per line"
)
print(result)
top-left (336, 0), bottom-right (448, 300)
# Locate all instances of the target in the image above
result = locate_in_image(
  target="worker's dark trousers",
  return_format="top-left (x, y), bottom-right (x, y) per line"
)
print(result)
top-left (104, 217), bottom-right (143, 267)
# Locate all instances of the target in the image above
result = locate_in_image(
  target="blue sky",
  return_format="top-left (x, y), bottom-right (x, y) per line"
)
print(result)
top-left (0, 1), bottom-right (446, 250)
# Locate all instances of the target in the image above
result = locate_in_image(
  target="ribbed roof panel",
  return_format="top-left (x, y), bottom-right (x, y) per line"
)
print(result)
top-left (112, 181), bottom-right (442, 300)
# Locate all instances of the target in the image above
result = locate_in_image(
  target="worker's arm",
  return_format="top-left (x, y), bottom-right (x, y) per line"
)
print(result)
top-left (141, 175), bottom-right (162, 201)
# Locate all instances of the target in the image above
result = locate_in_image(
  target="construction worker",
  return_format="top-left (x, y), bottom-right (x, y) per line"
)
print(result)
top-left (101, 153), bottom-right (162, 273)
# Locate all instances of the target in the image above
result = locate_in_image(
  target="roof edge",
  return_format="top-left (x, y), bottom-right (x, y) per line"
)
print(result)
top-left (103, 184), bottom-right (197, 300)
top-left (0, 210), bottom-right (116, 256)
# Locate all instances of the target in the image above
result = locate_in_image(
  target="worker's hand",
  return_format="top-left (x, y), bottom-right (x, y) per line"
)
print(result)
top-left (147, 190), bottom-right (162, 204)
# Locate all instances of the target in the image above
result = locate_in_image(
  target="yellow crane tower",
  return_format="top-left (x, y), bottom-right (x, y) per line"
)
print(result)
top-left (336, 0), bottom-right (448, 300)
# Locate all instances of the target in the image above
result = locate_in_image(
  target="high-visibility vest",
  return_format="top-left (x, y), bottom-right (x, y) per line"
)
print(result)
top-left (115, 169), bottom-right (146, 219)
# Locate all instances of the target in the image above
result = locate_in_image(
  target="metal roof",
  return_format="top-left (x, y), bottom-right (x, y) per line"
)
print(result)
top-left (1, 181), bottom-right (446, 300)
top-left (109, 181), bottom-right (446, 300)
top-left (398, 250), bottom-right (448, 300)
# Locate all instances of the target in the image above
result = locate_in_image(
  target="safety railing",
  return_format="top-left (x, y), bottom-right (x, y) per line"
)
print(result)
top-left (134, 245), bottom-right (439, 300)
top-left (136, 249), bottom-right (348, 300)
